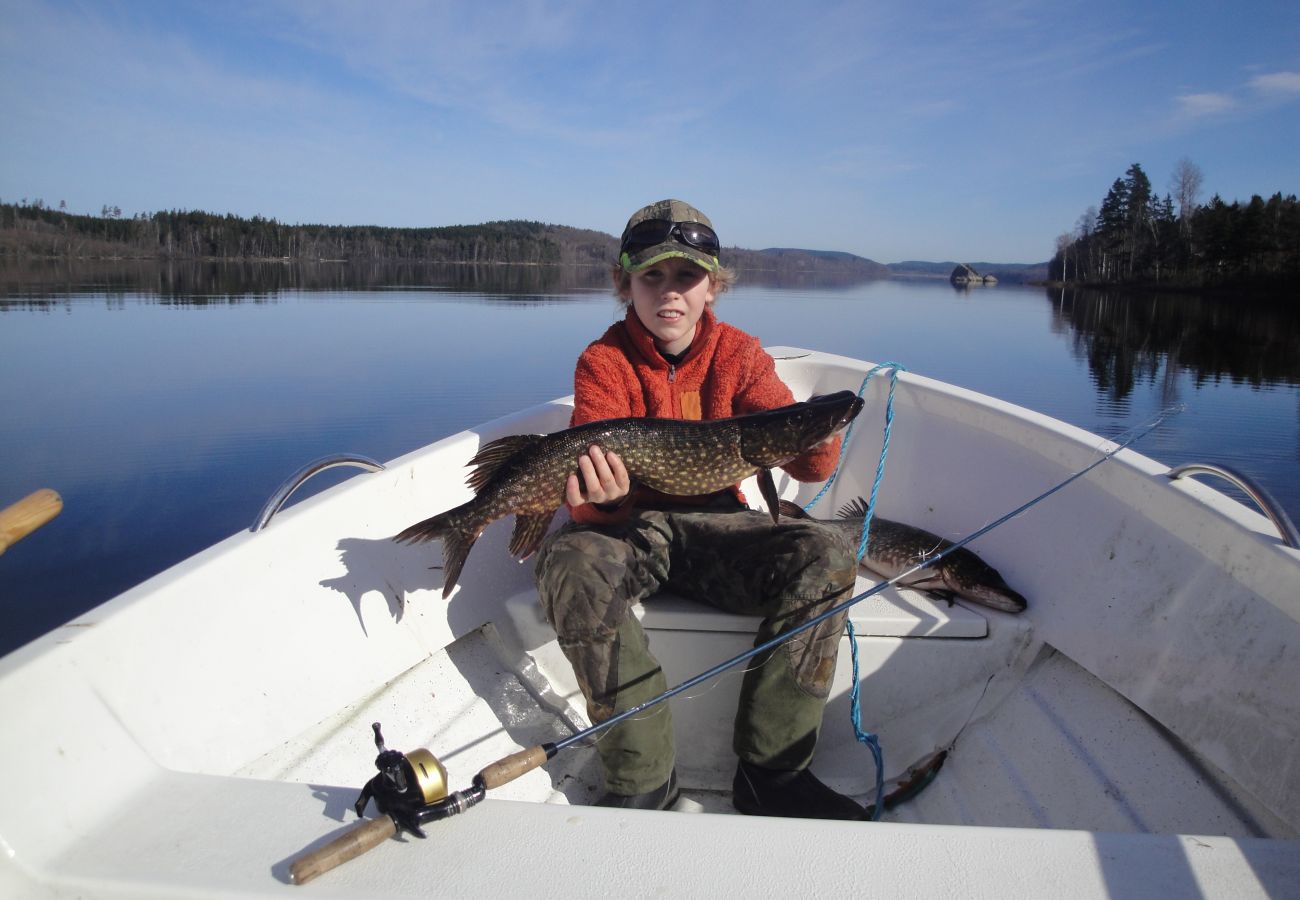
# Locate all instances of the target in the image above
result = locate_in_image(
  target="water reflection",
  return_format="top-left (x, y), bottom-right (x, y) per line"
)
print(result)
top-left (1047, 286), bottom-right (1300, 401)
top-left (0, 257), bottom-right (891, 306)
top-left (0, 258), bottom-right (615, 303)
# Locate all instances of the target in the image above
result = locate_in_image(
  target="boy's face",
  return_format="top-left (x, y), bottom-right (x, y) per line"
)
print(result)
top-left (624, 257), bottom-right (716, 356)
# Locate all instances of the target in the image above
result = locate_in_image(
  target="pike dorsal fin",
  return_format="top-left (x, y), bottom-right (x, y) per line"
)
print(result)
top-left (509, 510), bottom-right (557, 559)
top-left (836, 497), bottom-right (871, 520)
top-left (465, 434), bottom-right (544, 492)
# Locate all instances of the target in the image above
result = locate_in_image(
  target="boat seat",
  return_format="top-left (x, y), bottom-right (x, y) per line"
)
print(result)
top-left (634, 574), bottom-right (987, 638)
top-left (500, 573), bottom-right (986, 655)
top-left (496, 574), bottom-right (1014, 788)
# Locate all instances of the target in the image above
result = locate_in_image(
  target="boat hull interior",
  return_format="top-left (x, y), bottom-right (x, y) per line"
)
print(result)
top-left (2, 348), bottom-right (1297, 897)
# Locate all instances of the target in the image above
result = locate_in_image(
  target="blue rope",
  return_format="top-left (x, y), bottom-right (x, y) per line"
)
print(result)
top-left (845, 618), bottom-right (884, 818)
top-left (805, 361), bottom-right (906, 821)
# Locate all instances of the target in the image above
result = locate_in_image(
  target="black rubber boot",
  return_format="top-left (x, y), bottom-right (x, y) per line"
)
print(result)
top-left (595, 769), bottom-right (680, 811)
top-left (732, 760), bottom-right (866, 820)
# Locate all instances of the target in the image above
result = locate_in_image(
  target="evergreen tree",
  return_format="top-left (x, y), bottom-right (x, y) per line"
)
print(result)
top-left (1095, 178), bottom-right (1129, 279)
top-left (1122, 163), bottom-right (1153, 277)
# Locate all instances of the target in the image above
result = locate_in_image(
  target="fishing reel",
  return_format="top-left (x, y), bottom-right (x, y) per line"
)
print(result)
top-left (288, 723), bottom-right (496, 884)
top-left (354, 722), bottom-right (484, 838)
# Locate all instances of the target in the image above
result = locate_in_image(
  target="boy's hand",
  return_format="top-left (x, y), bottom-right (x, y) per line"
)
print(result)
top-left (567, 445), bottom-right (630, 507)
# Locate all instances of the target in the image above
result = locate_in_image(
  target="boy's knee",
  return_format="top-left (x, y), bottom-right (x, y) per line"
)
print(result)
top-left (807, 525), bottom-right (855, 573)
top-left (535, 534), bottom-right (633, 640)
top-left (782, 521), bottom-right (857, 596)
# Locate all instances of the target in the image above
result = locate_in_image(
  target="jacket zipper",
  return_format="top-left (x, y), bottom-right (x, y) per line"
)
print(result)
top-left (667, 363), bottom-right (676, 383)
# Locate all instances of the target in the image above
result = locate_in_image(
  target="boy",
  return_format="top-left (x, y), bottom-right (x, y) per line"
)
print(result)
top-left (533, 199), bottom-right (864, 820)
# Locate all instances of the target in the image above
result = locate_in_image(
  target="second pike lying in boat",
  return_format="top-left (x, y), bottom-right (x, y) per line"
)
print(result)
top-left (778, 498), bottom-right (1028, 612)
top-left (396, 391), bottom-right (865, 597)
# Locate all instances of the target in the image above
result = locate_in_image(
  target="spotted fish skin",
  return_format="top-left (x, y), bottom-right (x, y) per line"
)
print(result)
top-left (395, 391), bottom-right (864, 598)
top-left (777, 498), bottom-right (1028, 613)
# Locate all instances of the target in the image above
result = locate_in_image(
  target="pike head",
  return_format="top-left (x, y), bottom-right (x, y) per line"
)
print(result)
top-left (739, 390), bottom-right (864, 468)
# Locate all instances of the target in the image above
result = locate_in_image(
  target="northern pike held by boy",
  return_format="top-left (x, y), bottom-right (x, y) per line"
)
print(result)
top-left (778, 498), bottom-right (1028, 613)
top-left (395, 391), bottom-right (865, 597)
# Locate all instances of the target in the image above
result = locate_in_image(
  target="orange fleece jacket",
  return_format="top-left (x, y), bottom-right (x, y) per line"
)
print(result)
top-left (568, 305), bottom-right (842, 525)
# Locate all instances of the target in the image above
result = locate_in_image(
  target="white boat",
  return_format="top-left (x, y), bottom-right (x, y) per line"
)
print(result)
top-left (2, 347), bottom-right (1298, 898)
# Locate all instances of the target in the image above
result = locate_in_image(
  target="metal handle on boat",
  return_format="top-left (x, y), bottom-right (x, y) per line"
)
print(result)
top-left (251, 454), bottom-right (385, 532)
top-left (1167, 463), bottom-right (1300, 549)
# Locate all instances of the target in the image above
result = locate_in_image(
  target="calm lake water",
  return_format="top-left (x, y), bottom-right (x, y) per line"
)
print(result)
top-left (2, 261), bottom-right (1297, 656)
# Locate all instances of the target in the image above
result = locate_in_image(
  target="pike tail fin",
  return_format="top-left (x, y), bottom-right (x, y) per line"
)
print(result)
top-left (393, 510), bottom-right (450, 545)
top-left (394, 508), bottom-right (482, 599)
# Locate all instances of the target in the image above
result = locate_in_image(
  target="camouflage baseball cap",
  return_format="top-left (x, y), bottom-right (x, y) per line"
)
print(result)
top-left (618, 199), bottom-right (721, 273)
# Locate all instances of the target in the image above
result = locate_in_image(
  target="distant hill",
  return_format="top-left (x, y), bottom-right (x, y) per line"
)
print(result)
top-left (758, 248), bottom-right (879, 263)
top-left (888, 260), bottom-right (1049, 283)
top-left (728, 247), bottom-right (890, 280)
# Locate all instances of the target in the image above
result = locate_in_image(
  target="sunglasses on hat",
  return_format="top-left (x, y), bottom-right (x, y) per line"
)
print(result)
top-left (619, 219), bottom-right (721, 260)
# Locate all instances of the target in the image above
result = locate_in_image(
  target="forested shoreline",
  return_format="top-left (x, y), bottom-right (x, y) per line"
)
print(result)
top-left (1049, 161), bottom-right (1299, 292)
top-left (0, 202), bottom-right (888, 281)
top-left (8, 182), bottom-right (1295, 293)
top-left (0, 203), bottom-right (614, 266)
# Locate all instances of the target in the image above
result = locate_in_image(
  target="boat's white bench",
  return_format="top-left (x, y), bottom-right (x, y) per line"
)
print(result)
top-left (500, 575), bottom-right (1038, 789)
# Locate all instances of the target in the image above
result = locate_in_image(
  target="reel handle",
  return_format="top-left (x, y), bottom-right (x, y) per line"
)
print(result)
top-left (289, 815), bottom-right (397, 885)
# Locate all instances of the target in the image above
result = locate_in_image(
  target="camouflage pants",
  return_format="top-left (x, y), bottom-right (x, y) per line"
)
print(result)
top-left (534, 502), bottom-right (857, 796)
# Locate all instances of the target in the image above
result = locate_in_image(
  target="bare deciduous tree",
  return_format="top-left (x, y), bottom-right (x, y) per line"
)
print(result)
top-left (1170, 158), bottom-right (1204, 226)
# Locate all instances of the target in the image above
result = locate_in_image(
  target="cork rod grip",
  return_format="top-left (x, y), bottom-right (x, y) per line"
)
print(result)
top-left (289, 815), bottom-right (397, 885)
top-left (477, 745), bottom-right (549, 789)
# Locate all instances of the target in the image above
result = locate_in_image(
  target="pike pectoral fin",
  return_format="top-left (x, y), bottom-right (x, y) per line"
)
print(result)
top-left (508, 510), bottom-right (557, 560)
top-left (758, 469), bottom-right (781, 523)
top-left (616, 479), bottom-right (639, 511)
top-left (777, 499), bottom-right (810, 520)
top-left (922, 588), bottom-right (957, 607)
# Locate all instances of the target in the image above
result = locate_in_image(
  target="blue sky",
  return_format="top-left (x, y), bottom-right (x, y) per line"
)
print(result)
top-left (2, 0), bottom-right (1298, 263)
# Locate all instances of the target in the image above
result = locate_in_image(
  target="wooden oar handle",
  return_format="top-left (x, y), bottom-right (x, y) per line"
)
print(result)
top-left (289, 815), bottom-right (397, 885)
top-left (477, 745), bottom-right (549, 789)
top-left (0, 489), bottom-right (62, 555)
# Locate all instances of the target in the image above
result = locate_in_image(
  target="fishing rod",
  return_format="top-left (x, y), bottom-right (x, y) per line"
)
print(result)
top-left (288, 404), bottom-right (1180, 885)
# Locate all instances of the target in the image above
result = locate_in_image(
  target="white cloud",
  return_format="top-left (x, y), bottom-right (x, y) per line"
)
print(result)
top-left (1175, 92), bottom-right (1235, 117)
top-left (1248, 71), bottom-right (1300, 96)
